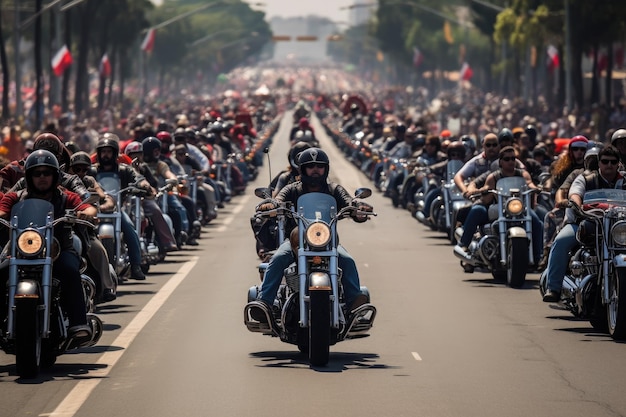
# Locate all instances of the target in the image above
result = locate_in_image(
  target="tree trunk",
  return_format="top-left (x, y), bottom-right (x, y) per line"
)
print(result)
top-left (605, 43), bottom-right (614, 107)
top-left (590, 44), bottom-right (599, 104)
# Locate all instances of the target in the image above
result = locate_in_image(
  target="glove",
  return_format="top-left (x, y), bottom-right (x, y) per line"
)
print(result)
top-left (352, 200), bottom-right (373, 222)
top-left (255, 199), bottom-right (277, 212)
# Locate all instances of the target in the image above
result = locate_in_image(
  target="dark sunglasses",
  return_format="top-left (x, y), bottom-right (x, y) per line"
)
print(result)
top-left (449, 152), bottom-right (464, 157)
top-left (484, 143), bottom-right (498, 148)
top-left (571, 147), bottom-right (586, 152)
top-left (305, 163), bottom-right (326, 169)
top-left (32, 170), bottom-right (54, 177)
top-left (600, 159), bottom-right (619, 165)
top-left (500, 156), bottom-right (515, 162)
top-left (72, 166), bottom-right (89, 173)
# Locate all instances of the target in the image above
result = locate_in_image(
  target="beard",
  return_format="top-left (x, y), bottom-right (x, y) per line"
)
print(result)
top-left (99, 155), bottom-right (115, 166)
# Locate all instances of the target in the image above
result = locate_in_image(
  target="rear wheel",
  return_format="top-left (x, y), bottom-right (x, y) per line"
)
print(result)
top-left (507, 238), bottom-right (529, 288)
top-left (607, 268), bottom-right (626, 340)
top-left (308, 290), bottom-right (330, 367)
top-left (15, 298), bottom-right (41, 378)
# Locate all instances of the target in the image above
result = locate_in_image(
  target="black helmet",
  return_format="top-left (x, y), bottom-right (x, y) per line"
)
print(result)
top-left (70, 151), bottom-right (92, 167)
top-left (298, 148), bottom-right (329, 186)
top-left (142, 136), bottom-right (162, 161)
top-left (498, 128), bottom-right (514, 144)
top-left (447, 140), bottom-right (466, 158)
top-left (611, 128), bottom-right (626, 146)
top-left (524, 124), bottom-right (537, 141)
top-left (101, 132), bottom-right (120, 143)
top-left (288, 141), bottom-right (312, 170)
top-left (96, 137), bottom-right (119, 156)
top-left (25, 149), bottom-right (60, 191)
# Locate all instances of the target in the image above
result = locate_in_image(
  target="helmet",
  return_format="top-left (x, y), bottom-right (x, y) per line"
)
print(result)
top-left (584, 147), bottom-right (600, 171)
top-left (460, 135), bottom-right (476, 155)
top-left (101, 132), bottom-right (120, 143)
top-left (70, 151), bottom-right (92, 167)
top-left (25, 149), bottom-right (60, 191)
top-left (447, 141), bottom-right (466, 159)
top-left (156, 131), bottom-right (172, 144)
top-left (64, 141), bottom-right (80, 154)
top-left (173, 127), bottom-right (187, 141)
top-left (498, 128), bottom-right (514, 144)
top-left (125, 141), bottom-right (143, 155)
top-left (611, 128), bottom-right (626, 146)
top-left (288, 141), bottom-right (312, 170)
top-left (33, 132), bottom-right (63, 157)
top-left (96, 137), bottom-right (119, 156)
top-left (524, 124), bottom-right (537, 141)
top-left (142, 137), bottom-right (162, 160)
top-left (298, 148), bottom-right (329, 186)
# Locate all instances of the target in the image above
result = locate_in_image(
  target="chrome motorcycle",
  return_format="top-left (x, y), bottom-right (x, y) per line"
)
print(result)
top-left (540, 189), bottom-right (626, 339)
top-left (0, 200), bottom-right (102, 378)
top-left (454, 176), bottom-right (538, 288)
top-left (244, 189), bottom-right (377, 366)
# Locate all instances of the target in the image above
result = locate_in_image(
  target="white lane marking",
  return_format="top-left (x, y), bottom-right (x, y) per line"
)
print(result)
top-left (44, 257), bottom-right (200, 417)
top-left (214, 194), bottom-right (250, 232)
top-left (412, 351), bottom-right (422, 361)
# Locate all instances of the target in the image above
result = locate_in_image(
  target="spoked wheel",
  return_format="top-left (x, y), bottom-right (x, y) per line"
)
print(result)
top-left (507, 238), bottom-right (529, 288)
top-left (607, 268), bottom-right (626, 340)
top-left (15, 298), bottom-right (41, 378)
top-left (308, 290), bottom-right (331, 367)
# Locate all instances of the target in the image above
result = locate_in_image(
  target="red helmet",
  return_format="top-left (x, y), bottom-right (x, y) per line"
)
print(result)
top-left (156, 131), bottom-right (172, 144)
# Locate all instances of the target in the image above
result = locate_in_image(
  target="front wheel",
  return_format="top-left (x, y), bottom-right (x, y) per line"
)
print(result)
top-left (308, 290), bottom-right (330, 366)
top-left (15, 298), bottom-right (41, 378)
top-left (607, 268), bottom-right (626, 340)
top-left (507, 238), bottom-right (529, 288)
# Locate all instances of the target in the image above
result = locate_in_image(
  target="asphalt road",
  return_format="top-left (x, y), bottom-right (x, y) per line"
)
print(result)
top-left (2, 112), bottom-right (626, 417)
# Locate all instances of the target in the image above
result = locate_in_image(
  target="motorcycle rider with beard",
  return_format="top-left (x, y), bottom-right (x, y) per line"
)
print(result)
top-left (246, 148), bottom-right (372, 325)
top-left (91, 137), bottom-right (148, 280)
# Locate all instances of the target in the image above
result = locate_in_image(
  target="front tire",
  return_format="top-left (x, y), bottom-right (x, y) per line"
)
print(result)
top-left (507, 238), bottom-right (529, 288)
top-left (15, 298), bottom-right (41, 378)
top-left (308, 290), bottom-right (330, 366)
top-left (607, 268), bottom-right (626, 340)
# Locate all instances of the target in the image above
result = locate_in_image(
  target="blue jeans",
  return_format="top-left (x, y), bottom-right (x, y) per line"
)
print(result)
top-left (459, 204), bottom-right (544, 262)
top-left (546, 223), bottom-right (578, 292)
top-left (422, 188), bottom-right (441, 218)
top-left (121, 212), bottom-right (142, 265)
top-left (168, 194), bottom-right (189, 233)
top-left (258, 239), bottom-right (361, 307)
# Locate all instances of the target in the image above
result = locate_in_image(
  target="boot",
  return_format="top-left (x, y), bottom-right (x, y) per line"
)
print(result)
top-left (130, 264), bottom-right (146, 280)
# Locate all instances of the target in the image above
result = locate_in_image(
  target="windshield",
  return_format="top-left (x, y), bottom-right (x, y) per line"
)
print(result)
top-left (583, 189), bottom-right (626, 207)
top-left (10, 199), bottom-right (54, 229)
top-left (496, 176), bottom-right (527, 193)
top-left (297, 193), bottom-right (337, 223)
top-left (97, 173), bottom-right (121, 194)
top-left (446, 160), bottom-right (463, 181)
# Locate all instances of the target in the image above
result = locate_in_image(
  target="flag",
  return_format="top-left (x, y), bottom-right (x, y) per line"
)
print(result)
top-left (51, 45), bottom-right (72, 77)
top-left (412, 46), bottom-right (423, 68)
top-left (443, 21), bottom-right (454, 44)
top-left (141, 28), bottom-right (155, 53)
top-left (547, 44), bottom-right (559, 73)
top-left (99, 53), bottom-right (112, 78)
top-left (460, 62), bottom-right (473, 81)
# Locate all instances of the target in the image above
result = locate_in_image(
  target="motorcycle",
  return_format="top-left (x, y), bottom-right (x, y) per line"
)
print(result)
top-left (97, 173), bottom-right (131, 279)
top-left (0, 200), bottom-right (103, 378)
top-left (539, 189), bottom-right (626, 339)
top-left (453, 176), bottom-right (538, 288)
top-left (124, 184), bottom-right (159, 272)
top-left (428, 160), bottom-right (468, 243)
top-left (244, 188), bottom-right (377, 366)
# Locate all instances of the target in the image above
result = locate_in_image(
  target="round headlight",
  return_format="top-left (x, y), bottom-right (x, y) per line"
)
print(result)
top-left (612, 221), bottom-right (626, 246)
top-left (17, 230), bottom-right (44, 257)
top-left (506, 198), bottom-right (524, 216)
top-left (305, 222), bottom-right (331, 249)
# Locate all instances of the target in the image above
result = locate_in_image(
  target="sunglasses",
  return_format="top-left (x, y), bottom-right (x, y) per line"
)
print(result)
top-left (306, 163), bottom-right (326, 169)
top-left (72, 166), bottom-right (89, 173)
top-left (484, 143), bottom-right (498, 148)
top-left (32, 170), bottom-right (54, 177)
top-left (449, 152), bottom-right (464, 158)
top-left (571, 147), bottom-right (586, 152)
top-left (600, 159), bottom-right (619, 165)
top-left (500, 156), bottom-right (515, 162)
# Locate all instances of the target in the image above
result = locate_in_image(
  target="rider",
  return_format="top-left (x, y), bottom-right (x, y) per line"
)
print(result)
top-left (92, 137), bottom-right (148, 280)
top-left (0, 150), bottom-right (97, 340)
top-left (543, 145), bottom-right (623, 302)
top-left (247, 148), bottom-right (372, 323)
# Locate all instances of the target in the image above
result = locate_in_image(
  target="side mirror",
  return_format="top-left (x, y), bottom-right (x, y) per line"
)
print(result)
top-left (354, 188), bottom-right (372, 199)
top-left (255, 187), bottom-right (271, 199)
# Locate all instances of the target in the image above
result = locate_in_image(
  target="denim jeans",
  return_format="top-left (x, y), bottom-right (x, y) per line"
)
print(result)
top-left (258, 239), bottom-right (361, 307)
top-left (546, 223), bottom-right (578, 292)
top-left (121, 212), bottom-right (142, 265)
top-left (167, 194), bottom-right (189, 233)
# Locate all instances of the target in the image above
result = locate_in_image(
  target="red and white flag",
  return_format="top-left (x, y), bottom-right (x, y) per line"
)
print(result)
top-left (547, 44), bottom-right (560, 73)
top-left (99, 53), bottom-right (112, 78)
top-left (412, 46), bottom-right (424, 68)
top-left (460, 62), bottom-right (473, 81)
top-left (51, 45), bottom-right (72, 77)
top-left (141, 28), bottom-right (155, 53)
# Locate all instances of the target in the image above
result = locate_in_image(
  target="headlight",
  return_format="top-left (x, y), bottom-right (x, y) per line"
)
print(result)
top-left (17, 229), bottom-right (44, 257)
top-left (612, 221), bottom-right (626, 246)
top-left (305, 222), bottom-right (331, 249)
top-left (505, 198), bottom-right (524, 216)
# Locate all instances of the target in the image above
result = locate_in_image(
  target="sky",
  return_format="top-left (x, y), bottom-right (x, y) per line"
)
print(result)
top-left (150, 0), bottom-right (352, 23)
